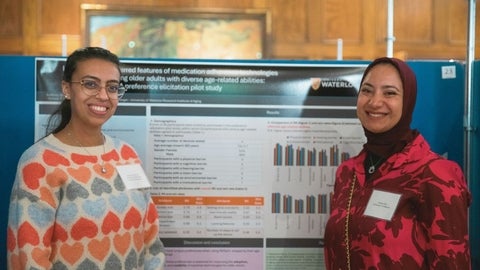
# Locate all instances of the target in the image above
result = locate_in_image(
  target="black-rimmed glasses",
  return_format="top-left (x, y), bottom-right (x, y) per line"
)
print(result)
top-left (70, 79), bottom-right (126, 99)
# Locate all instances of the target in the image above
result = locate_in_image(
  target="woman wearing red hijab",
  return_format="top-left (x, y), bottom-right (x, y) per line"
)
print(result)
top-left (324, 57), bottom-right (471, 269)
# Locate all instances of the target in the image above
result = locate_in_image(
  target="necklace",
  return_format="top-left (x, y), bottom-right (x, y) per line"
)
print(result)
top-left (368, 155), bottom-right (383, 174)
top-left (344, 173), bottom-right (356, 270)
top-left (67, 130), bottom-right (107, 174)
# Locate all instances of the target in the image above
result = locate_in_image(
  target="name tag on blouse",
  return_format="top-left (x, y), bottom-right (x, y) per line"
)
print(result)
top-left (116, 164), bottom-right (152, 189)
top-left (364, 189), bottom-right (401, 221)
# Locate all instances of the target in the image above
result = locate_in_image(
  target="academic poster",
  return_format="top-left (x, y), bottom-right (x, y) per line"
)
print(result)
top-left (35, 58), bottom-right (367, 270)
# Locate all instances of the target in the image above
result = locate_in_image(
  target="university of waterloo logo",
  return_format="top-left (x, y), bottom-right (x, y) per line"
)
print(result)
top-left (308, 77), bottom-right (357, 97)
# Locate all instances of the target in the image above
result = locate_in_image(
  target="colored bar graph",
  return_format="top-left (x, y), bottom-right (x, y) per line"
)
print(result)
top-left (317, 193), bottom-right (330, 214)
top-left (295, 199), bottom-right (304, 213)
top-left (296, 147), bottom-right (305, 166)
top-left (271, 192), bottom-right (330, 214)
top-left (330, 145), bottom-right (338, 166)
top-left (273, 143), bottom-right (351, 167)
top-left (274, 143), bottom-right (282, 166)
top-left (285, 144), bottom-right (294, 166)
top-left (306, 195), bottom-right (316, 213)
top-left (307, 148), bottom-right (316, 166)
top-left (283, 194), bottom-right (292, 213)
top-left (319, 149), bottom-right (327, 166)
top-left (272, 192), bottom-right (281, 213)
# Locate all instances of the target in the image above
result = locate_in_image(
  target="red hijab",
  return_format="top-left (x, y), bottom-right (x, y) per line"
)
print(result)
top-left (360, 57), bottom-right (419, 158)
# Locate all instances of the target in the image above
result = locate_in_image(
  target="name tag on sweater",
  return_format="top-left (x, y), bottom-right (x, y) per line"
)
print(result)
top-left (116, 164), bottom-right (152, 189)
top-left (364, 189), bottom-right (401, 221)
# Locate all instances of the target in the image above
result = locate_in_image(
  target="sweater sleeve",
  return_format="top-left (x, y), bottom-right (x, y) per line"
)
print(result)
top-left (7, 147), bottom-right (64, 269)
top-left (8, 138), bottom-right (168, 269)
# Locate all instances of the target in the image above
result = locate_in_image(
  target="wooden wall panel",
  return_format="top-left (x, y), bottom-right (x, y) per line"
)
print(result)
top-left (446, 0), bottom-right (469, 44)
top-left (267, 0), bottom-right (309, 59)
top-left (197, 0), bottom-right (255, 8)
top-left (431, 0), bottom-right (450, 44)
top-left (0, 1), bottom-right (22, 36)
top-left (306, 0), bottom-right (322, 42)
top-left (320, 0), bottom-right (363, 44)
top-left (40, 0), bottom-right (80, 35)
top-left (0, 0), bottom-right (478, 60)
top-left (376, 0), bottom-right (433, 45)
top-left (0, 38), bottom-right (23, 54)
top-left (271, 0), bottom-right (307, 43)
top-left (394, 1), bottom-right (434, 45)
top-left (22, 0), bottom-right (38, 55)
top-left (0, 1), bottom-right (22, 54)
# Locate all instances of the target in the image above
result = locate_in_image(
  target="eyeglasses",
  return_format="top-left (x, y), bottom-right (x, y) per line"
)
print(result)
top-left (70, 79), bottom-right (126, 99)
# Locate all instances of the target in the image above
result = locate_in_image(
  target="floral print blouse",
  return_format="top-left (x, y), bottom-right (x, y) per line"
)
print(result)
top-left (324, 134), bottom-right (471, 270)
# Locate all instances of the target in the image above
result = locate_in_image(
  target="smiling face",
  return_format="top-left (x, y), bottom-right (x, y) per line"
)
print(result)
top-left (62, 58), bottom-right (120, 131)
top-left (356, 63), bottom-right (404, 134)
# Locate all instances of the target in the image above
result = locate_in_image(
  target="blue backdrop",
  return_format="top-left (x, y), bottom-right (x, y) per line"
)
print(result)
top-left (0, 56), bottom-right (474, 268)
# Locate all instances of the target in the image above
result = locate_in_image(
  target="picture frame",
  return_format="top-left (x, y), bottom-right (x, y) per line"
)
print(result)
top-left (81, 4), bottom-right (271, 59)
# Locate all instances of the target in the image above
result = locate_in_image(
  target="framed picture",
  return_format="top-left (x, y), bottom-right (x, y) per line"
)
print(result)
top-left (81, 4), bottom-right (270, 59)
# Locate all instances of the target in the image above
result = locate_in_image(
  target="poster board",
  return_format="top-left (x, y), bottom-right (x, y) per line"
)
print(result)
top-left (35, 58), bottom-right (367, 269)
top-left (0, 56), bottom-right (468, 268)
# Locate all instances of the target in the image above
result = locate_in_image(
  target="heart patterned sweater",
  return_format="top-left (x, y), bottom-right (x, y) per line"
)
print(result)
top-left (7, 134), bottom-right (165, 269)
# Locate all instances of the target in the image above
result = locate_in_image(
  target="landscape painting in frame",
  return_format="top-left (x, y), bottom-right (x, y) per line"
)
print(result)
top-left (81, 4), bottom-right (270, 59)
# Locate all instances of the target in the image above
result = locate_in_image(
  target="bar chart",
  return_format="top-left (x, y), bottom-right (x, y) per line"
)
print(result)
top-left (271, 192), bottom-right (330, 214)
top-left (273, 143), bottom-right (350, 166)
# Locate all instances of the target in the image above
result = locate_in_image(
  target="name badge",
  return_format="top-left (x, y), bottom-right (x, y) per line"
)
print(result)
top-left (363, 189), bottom-right (401, 221)
top-left (116, 164), bottom-right (152, 190)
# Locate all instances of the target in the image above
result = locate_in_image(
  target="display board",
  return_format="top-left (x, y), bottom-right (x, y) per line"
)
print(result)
top-left (35, 58), bottom-right (366, 269)
top-left (0, 56), bottom-right (469, 268)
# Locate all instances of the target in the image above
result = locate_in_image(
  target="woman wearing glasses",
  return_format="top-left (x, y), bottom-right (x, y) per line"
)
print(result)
top-left (7, 47), bottom-right (166, 269)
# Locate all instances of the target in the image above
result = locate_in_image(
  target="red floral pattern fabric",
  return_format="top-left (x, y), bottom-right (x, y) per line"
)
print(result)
top-left (324, 134), bottom-right (471, 270)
